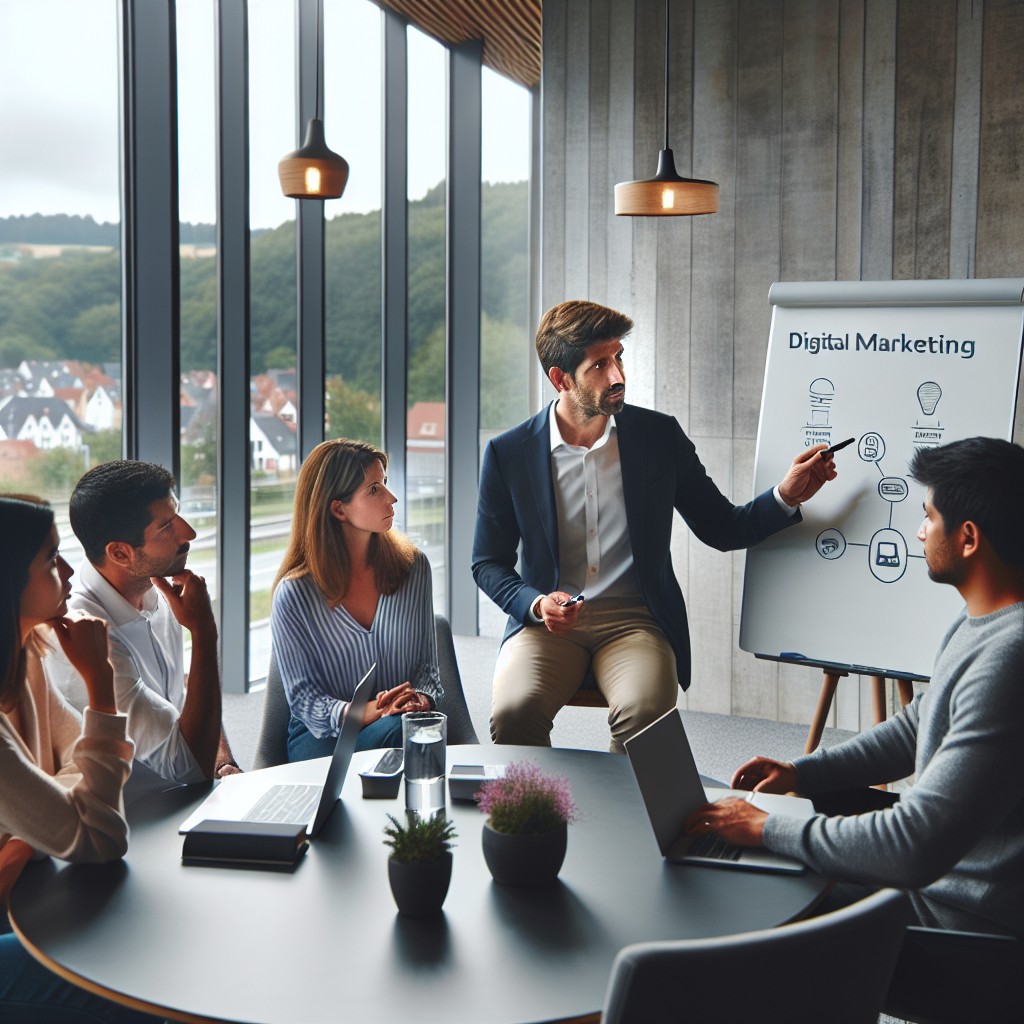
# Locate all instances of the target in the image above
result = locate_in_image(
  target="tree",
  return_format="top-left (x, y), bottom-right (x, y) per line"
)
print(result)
top-left (24, 447), bottom-right (89, 498)
top-left (407, 323), bottom-right (445, 405)
top-left (181, 426), bottom-right (217, 489)
top-left (68, 303), bottom-right (120, 365)
top-left (85, 429), bottom-right (122, 466)
top-left (481, 313), bottom-right (530, 429)
top-left (263, 346), bottom-right (295, 372)
top-left (325, 376), bottom-right (381, 444)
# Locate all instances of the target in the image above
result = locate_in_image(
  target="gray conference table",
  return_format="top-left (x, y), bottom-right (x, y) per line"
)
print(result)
top-left (10, 745), bottom-right (827, 1024)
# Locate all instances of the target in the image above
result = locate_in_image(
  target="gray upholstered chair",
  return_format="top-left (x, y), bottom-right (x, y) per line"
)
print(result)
top-left (433, 613), bottom-right (479, 744)
top-left (883, 925), bottom-right (1022, 1023)
top-left (251, 614), bottom-right (478, 770)
top-left (252, 646), bottom-right (290, 770)
top-left (601, 888), bottom-right (911, 1024)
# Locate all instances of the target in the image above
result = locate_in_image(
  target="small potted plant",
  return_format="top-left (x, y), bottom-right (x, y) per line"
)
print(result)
top-left (476, 760), bottom-right (578, 887)
top-left (383, 811), bottom-right (457, 916)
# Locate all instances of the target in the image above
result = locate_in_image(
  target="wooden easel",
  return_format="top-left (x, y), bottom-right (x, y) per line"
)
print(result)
top-left (804, 670), bottom-right (915, 755)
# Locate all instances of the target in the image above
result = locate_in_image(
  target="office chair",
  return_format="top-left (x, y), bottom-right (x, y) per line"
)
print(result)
top-left (883, 925), bottom-right (1023, 1023)
top-left (567, 670), bottom-right (609, 709)
top-left (601, 888), bottom-right (911, 1024)
top-left (433, 613), bottom-right (480, 744)
top-left (252, 615), bottom-right (479, 770)
top-left (252, 647), bottom-right (290, 770)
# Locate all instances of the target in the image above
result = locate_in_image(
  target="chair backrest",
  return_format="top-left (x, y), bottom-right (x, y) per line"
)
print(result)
top-left (434, 614), bottom-right (480, 745)
top-left (252, 647), bottom-right (291, 770)
top-left (602, 888), bottom-right (911, 1024)
top-left (884, 925), bottom-right (1023, 1023)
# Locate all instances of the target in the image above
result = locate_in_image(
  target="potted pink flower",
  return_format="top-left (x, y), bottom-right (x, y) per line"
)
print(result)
top-left (476, 760), bottom-right (578, 887)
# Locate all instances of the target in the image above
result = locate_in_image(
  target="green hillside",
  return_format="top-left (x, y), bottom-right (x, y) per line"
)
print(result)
top-left (0, 181), bottom-right (528, 405)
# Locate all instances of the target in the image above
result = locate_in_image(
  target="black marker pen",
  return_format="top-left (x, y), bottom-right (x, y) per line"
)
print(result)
top-left (820, 437), bottom-right (855, 457)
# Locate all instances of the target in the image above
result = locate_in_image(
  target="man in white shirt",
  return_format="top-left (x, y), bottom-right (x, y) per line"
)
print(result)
top-left (47, 460), bottom-right (237, 785)
top-left (472, 300), bottom-right (836, 752)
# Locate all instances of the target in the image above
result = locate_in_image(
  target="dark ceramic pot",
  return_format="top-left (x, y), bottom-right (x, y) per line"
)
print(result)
top-left (387, 851), bottom-right (452, 916)
top-left (481, 820), bottom-right (567, 887)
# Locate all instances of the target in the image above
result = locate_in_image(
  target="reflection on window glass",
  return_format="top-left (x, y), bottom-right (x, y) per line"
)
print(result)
top-left (478, 69), bottom-right (531, 637)
top-left (324, 0), bottom-right (382, 446)
top-left (406, 27), bottom-right (447, 610)
top-left (249, 0), bottom-right (298, 680)
top-left (176, 0), bottom-right (219, 661)
top-left (0, 0), bottom-right (121, 569)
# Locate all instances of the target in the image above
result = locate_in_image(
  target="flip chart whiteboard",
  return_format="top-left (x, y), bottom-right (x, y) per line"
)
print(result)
top-left (739, 279), bottom-right (1024, 679)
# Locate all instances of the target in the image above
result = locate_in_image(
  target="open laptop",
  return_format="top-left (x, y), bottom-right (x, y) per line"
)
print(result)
top-left (624, 708), bottom-right (814, 874)
top-left (179, 664), bottom-right (375, 839)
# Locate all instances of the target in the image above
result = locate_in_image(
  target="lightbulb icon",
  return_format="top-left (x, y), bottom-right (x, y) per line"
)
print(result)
top-left (917, 381), bottom-right (942, 417)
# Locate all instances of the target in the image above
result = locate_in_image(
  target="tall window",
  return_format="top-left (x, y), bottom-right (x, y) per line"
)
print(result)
top-left (176, 0), bottom-right (218, 660)
top-left (0, 0), bottom-right (122, 562)
top-left (478, 69), bottom-right (531, 636)
top-left (248, 0), bottom-right (298, 680)
top-left (324, 0), bottom-right (382, 446)
top-left (406, 27), bottom-right (447, 608)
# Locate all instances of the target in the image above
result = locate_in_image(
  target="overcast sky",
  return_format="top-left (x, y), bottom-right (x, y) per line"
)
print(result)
top-left (0, 0), bottom-right (531, 231)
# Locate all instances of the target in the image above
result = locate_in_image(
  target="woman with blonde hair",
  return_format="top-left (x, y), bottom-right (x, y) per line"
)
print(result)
top-left (272, 439), bottom-right (443, 761)
top-left (0, 494), bottom-right (157, 1022)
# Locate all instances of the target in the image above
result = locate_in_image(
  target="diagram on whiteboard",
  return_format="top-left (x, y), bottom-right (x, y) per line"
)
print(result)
top-left (739, 280), bottom-right (1023, 679)
top-left (810, 377), bottom-right (954, 584)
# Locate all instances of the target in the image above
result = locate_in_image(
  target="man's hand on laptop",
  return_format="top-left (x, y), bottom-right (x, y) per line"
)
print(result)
top-left (731, 756), bottom-right (798, 794)
top-left (684, 798), bottom-right (767, 847)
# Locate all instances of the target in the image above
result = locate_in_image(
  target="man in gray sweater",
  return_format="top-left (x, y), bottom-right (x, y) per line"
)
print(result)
top-left (687, 436), bottom-right (1024, 940)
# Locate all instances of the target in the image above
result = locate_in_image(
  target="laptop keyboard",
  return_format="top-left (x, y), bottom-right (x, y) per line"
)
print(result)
top-left (688, 833), bottom-right (743, 862)
top-left (243, 784), bottom-right (322, 824)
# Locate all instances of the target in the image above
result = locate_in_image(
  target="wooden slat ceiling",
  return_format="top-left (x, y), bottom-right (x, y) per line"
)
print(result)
top-left (376, 0), bottom-right (541, 89)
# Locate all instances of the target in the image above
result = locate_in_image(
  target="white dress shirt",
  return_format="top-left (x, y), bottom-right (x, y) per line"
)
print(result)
top-left (547, 400), bottom-right (641, 601)
top-left (531, 401), bottom-right (797, 620)
top-left (45, 559), bottom-right (204, 785)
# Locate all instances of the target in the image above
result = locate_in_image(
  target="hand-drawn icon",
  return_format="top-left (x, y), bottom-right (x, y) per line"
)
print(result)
top-left (859, 432), bottom-right (885, 462)
top-left (878, 477), bottom-right (908, 502)
top-left (876, 541), bottom-right (900, 567)
top-left (869, 528), bottom-right (908, 583)
top-left (807, 378), bottom-right (835, 427)
top-left (815, 528), bottom-right (846, 560)
top-left (916, 381), bottom-right (942, 416)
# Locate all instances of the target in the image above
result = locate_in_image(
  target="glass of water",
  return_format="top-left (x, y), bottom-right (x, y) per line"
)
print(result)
top-left (402, 711), bottom-right (447, 817)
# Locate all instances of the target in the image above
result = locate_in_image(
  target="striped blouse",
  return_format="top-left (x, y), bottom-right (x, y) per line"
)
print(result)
top-left (270, 550), bottom-right (443, 739)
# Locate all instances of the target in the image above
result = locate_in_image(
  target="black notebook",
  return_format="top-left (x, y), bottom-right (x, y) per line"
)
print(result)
top-left (181, 819), bottom-right (309, 869)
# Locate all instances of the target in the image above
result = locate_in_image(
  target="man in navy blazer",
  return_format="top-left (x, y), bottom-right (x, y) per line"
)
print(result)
top-left (472, 300), bottom-right (836, 752)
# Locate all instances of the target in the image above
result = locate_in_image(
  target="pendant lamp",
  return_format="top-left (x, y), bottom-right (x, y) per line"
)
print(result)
top-left (278, 0), bottom-right (349, 200)
top-left (614, 0), bottom-right (718, 217)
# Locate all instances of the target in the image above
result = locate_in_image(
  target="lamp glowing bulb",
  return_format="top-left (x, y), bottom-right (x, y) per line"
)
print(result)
top-left (662, 188), bottom-right (675, 210)
top-left (304, 167), bottom-right (322, 194)
top-left (917, 381), bottom-right (942, 416)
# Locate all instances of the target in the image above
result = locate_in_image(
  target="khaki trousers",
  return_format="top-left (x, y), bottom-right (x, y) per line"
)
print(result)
top-left (490, 598), bottom-right (679, 754)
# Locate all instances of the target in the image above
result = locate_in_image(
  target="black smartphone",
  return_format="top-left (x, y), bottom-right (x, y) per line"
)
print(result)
top-left (560, 593), bottom-right (585, 607)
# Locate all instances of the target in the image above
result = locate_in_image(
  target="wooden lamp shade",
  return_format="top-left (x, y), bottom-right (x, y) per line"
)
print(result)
top-left (614, 148), bottom-right (719, 217)
top-left (614, 0), bottom-right (719, 218)
top-left (278, 118), bottom-right (349, 200)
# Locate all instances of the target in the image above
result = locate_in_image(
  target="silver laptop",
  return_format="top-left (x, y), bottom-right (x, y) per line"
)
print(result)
top-left (625, 709), bottom-right (814, 875)
top-left (179, 664), bottom-right (375, 839)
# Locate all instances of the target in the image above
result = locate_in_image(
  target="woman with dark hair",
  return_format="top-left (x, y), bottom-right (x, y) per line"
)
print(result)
top-left (271, 439), bottom-right (443, 761)
top-left (0, 495), bottom-right (156, 1022)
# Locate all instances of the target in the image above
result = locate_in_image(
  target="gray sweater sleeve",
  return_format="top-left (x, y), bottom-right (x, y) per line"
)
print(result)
top-left (763, 606), bottom-right (1024, 905)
